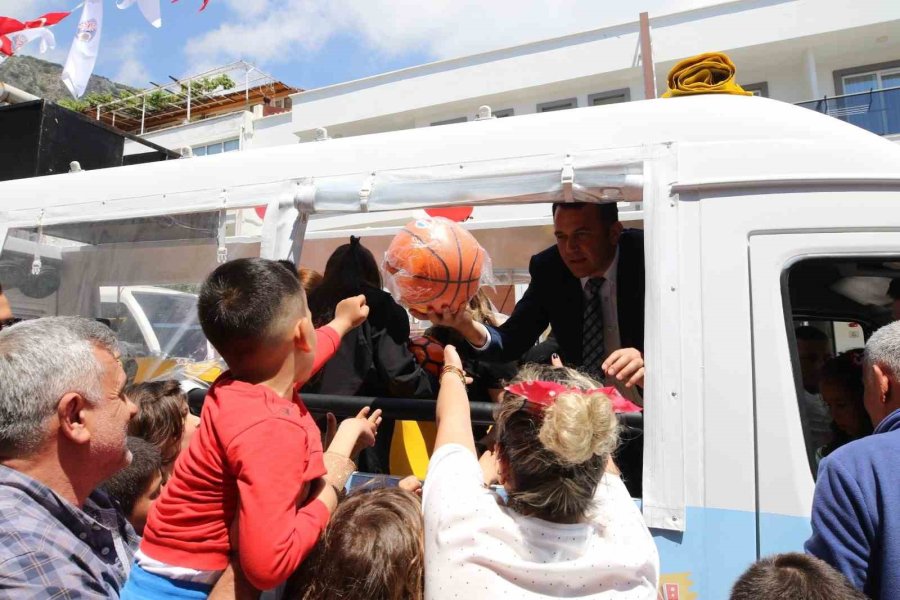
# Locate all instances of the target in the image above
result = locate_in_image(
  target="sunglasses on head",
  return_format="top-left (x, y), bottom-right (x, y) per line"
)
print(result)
top-left (0, 318), bottom-right (22, 331)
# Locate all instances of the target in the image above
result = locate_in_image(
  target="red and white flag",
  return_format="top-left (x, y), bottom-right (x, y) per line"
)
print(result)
top-left (117, 0), bottom-right (161, 28)
top-left (0, 11), bottom-right (71, 37)
top-left (62, 0), bottom-right (103, 98)
top-left (172, 0), bottom-right (211, 12)
top-left (0, 27), bottom-right (56, 59)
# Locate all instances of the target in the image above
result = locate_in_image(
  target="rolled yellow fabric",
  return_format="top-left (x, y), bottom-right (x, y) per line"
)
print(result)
top-left (662, 52), bottom-right (752, 98)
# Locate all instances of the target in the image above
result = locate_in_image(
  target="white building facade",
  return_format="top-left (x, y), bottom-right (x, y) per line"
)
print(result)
top-left (124, 0), bottom-right (900, 154)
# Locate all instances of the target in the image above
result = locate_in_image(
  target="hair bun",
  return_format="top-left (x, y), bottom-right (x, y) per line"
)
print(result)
top-left (538, 391), bottom-right (618, 465)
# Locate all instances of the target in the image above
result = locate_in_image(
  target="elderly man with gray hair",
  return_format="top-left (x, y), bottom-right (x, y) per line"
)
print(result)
top-left (806, 320), bottom-right (900, 600)
top-left (0, 317), bottom-right (139, 598)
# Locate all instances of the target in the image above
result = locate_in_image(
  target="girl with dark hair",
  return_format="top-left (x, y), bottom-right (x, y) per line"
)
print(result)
top-left (424, 349), bottom-right (659, 598)
top-left (303, 237), bottom-right (437, 473)
top-left (816, 349), bottom-right (873, 465)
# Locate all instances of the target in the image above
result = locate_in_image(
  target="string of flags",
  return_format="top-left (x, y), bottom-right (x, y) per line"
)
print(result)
top-left (0, 0), bottom-right (210, 98)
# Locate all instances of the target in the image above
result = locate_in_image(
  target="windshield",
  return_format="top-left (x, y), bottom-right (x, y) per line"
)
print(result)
top-left (132, 291), bottom-right (209, 361)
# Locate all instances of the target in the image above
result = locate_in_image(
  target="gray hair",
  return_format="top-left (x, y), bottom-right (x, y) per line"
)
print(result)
top-left (0, 317), bottom-right (119, 458)
top-left (864, 321), bottom-right (900, 379)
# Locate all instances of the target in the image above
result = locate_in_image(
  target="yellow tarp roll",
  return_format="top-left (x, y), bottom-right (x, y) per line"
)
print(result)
top-left (662, 52), bottom-right (752, 98)
top-left (390, 420), bottom-right (437, 479)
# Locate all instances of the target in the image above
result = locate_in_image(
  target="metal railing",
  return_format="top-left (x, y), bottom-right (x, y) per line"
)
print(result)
top-left (796, 85), bottom-right (900, 136)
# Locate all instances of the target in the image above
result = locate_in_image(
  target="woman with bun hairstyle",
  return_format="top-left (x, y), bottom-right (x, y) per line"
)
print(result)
top-left (423, 349), bottom-right (659, 599)
top-left (303, 236), bottom-right (437, 473)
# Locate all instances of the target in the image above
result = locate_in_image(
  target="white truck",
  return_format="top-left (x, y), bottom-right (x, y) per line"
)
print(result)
top-left (2, 94), bottom-right (899, 598)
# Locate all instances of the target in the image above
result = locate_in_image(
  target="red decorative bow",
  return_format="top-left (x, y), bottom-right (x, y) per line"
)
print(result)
top-left (504, 380), bottom-right (642, 413)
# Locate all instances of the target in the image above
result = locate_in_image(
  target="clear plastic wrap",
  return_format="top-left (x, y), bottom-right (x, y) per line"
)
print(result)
top-left (383, 216), bottom-right (494, 313)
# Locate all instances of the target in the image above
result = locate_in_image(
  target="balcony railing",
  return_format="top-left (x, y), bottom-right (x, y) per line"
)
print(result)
top-left (796, 86), bottom-right (900, 136)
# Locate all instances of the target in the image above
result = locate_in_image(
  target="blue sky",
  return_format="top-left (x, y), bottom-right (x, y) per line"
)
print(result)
top-left (5, 0), bottom-right (718, 95)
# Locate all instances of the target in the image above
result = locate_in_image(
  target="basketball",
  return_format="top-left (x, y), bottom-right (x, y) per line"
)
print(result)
top-left (408, 335), bottom-right (445, 377)
top-left (384, 217), bottom-right (485, 313)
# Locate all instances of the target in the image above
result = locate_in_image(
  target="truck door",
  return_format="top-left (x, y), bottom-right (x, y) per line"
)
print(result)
top-left (749, 230), bottom-right (900, 558)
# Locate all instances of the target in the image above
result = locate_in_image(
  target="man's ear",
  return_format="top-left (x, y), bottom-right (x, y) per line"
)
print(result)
top-left (608, 221), bottom-right (624, 247)
top-left (873, 363), bottom-right (891, 405)
top-left (292, 317), bottom-right (312, 352)
top-left (58, 393), bottom-right (91, 445)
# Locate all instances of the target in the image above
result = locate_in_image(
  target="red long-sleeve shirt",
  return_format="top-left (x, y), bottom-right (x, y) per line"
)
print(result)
top-left (140, 327), bottom-right (340, 590)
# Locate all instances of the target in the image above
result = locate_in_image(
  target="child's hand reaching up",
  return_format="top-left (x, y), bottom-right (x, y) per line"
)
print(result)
top-left (329, 295), bottom-right (370, 337)
top-left (326, 406), bottom-right (382, 461)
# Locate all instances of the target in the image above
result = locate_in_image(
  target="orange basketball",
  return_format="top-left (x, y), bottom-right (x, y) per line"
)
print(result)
top-left (384, 217), bottom-right (485, 313)
top-left (408, 335), bottom-right (445, 377)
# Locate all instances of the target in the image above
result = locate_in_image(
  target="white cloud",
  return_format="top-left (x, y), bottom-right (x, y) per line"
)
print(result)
top-left (185, 0), bottom-right (722, 76)
top-left (104, 32), bottom-right (152, 87)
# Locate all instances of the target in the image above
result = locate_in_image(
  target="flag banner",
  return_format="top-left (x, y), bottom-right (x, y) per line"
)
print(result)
top-left (0, 27), bottom-right (56, 57)
top-left (117, 0), bottom-right (161, 28)
top-left (61, 0), bottom-right (103, 98)
top-left (172, 0), bottom-right (211, 12)
top-left (0, 11), bottom-right (71, 37)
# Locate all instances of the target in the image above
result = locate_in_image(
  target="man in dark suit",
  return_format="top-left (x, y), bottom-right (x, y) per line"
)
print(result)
top-left (422, 201), bottom-right (645, 389)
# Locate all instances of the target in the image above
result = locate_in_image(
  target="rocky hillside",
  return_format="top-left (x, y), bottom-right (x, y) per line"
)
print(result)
top-left (0, 55), bottom-right (133, 103)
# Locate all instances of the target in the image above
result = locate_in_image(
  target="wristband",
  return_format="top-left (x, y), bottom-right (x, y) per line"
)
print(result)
top-left (440, 364), bottom-right (466, 385)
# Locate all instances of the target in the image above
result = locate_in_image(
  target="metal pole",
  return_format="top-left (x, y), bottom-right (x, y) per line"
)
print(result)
top-left (187, 78), bottom-right (192, 123)
top-left (141, 95), bottom-right (146, 135)
top-left (639, 12), bottom-right (657, 99)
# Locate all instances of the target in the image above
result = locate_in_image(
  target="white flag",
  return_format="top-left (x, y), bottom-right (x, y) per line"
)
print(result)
top-left (117, 0), bottom-right (161, 28)
top-left (61, 0), bottom-right (104, 99)
top-left (1, 27), bottom-right (57, 64)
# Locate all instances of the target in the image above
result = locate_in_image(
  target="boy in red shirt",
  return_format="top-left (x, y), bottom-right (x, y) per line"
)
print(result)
top-left (122, 258), bottom-right (379, 598)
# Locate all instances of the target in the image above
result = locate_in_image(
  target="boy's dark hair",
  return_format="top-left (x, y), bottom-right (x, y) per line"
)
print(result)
top-left (551, 201), bottom-right (618, 224)
top-left (102, 437), bottom-right (163, 517)
top-left (888, 278), bottom-right (900, 300)
top-left (730, 553), bottom-right (867, 600)
top-left (126, 380), bottom-right (188, 467)
top-left (198, 258), bottom-right (305, 360)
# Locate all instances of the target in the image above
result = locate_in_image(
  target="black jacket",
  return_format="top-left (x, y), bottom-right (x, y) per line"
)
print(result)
top-left (302, 286), bottom-right (436, 399)
top-left (480, 229), bottom-right (644, 364)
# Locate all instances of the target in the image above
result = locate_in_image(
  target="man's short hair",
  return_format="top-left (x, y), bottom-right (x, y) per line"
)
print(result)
top-left (197, 258), bottom-right (306, 361)
top-left (102, 437), bottom-right (162, 517)
top-left (730, 553), bottom-right (867, 600)
top-left (0, 317), bottom-right (118, 458)
top-left (795, 325), bottom-right (829, 343)
top-left (551, 202), bottom-right (618, 224)
top-left (864, 320), bottom-right (900, 378)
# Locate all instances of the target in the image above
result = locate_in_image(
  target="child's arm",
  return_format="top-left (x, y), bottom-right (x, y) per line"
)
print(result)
top-left (434, 345), bottom-right (478, 457)
top-left (226, 421), bottom-right (334, 591)
top-left (310, 295), bottom-right (370, 376)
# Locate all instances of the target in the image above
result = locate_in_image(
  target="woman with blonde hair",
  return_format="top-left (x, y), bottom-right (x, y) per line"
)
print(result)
top-left (423, 348), bottom-right (659, 598)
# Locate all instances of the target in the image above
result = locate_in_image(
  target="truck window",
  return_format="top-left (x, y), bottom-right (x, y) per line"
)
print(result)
top-left (131, 290), bottom-right (208, 361)
top-left (786, 256), bottom-right (897, 475)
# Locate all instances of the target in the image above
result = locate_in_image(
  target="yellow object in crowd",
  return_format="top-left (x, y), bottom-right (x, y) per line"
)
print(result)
top-left (390, 420), bottom-right (437, 479)
top-left (662, 52), bottom-right (752, 98)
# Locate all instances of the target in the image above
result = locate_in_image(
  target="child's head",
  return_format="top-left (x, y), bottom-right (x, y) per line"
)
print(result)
top-left (287, 487), bottom-right (423, 600)
top-left (102, 436), bottom-right (164, 535)
top-left (730, 553), bottom-right (867, 600)
top-left (198, 258), bottom-right (314, 381)
top-left (127, 380), bottom-right (198, 473)
top-left (820, 349), bottom-right (872, 438)
top-left (496, 364), bottom-right (619, 524)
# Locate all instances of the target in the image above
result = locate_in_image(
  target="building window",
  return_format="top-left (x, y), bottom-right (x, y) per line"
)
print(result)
top-left (588, 89), bottom-right (631, 106)
top-left (193, 138), bottom-right (241, 156)
top-left (742, 82), bottom-right (769, 97)
top-left (537, 98), bottom-right (577, 112)
top-left (493, 108), bottom-right (514, 118)
top-left (430, 117), bottom-right (467, 126)
top-left (834, 60), bottom-right (900, 95)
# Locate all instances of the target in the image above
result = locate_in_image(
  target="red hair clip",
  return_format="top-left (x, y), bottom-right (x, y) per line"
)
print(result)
top-left (504, 381), bottom-right (642, 414)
